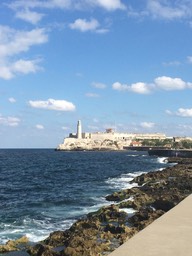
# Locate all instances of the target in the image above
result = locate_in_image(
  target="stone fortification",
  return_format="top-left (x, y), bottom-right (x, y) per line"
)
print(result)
top-left (56, 120), bottom-right (166, 151)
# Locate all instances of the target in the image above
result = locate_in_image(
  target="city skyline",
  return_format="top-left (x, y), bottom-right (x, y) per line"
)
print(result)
top-left (1, 0), bottom-right (192, 148)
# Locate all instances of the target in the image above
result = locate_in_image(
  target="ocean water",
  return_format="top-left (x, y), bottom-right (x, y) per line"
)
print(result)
top-left (0, 149), bottom-right (169, 244)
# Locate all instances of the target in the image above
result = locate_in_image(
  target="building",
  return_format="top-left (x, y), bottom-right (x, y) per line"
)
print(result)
top-left (67, 121), bottom-right (166, 141)
top-left (56, 120), bottom-right (168, 151)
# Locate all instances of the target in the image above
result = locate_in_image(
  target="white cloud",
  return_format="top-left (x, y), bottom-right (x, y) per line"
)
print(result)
top-left (28, 98), bottom-right (76, 111)
top-left (140, 122), bottom-right (155, 129)
top-left (112, 82), bottom-right (126, 91)
top-left (8, 97), bottom-right (16, 103)
top-left (36, 124), bottom-right (44, 129)
top-left (85, 93), bottom-right (99, 97)
top-left (0, 26), bottom-right (48, 58)
top-left (129, 82), bottom-right (152, 94)
top-left (93, 0), bottom-right (126, 11)
top-left (69, 18), bottom-right (100, 32)
top-left (176, 108), bottom-right (192, 117)
top-left (0, 59), bottom-right (42, 80)
top-left (112, 82), bottom-right (152, 94)
top-left (12, 59), bottom-right (42, 74)
top-left (187, 56), bottom-right (192, 63)
top-left (0, 115), bottom-right (20, 126)
top-left (15, 9), bottom-right (44, 24)
top-left (8, 0), bottom-right (192, 26)
top-left (0, 26), bottom-right (48, 79)
top-left (95, 28), bottom-right (109, 34)
top-left (0, 67), bottom-right (14, 80)
top-left (147, 0), bottom-right (189, 20)
top-left (163, 60), bottom-right (181, 66)
top-left (166, 108), bottom-right (192, 117)
top-left (126, 0), bottom-right (192, 23)
top-left (154, 76), bottom-right (187, 90)
top-left (8, 0), bottom-right (126, 12)
top-left (92, 82), bottom-right (107, 89)
top-left (165, 109), bottom-right (173, 115)
top-left (112, 76), bottom-right (192, 94)
top-left (7, 0), bottom-right (71, 10)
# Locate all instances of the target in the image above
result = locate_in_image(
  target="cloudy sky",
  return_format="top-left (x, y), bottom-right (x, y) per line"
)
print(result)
top-left (1, 0), bottom-right (192, 148)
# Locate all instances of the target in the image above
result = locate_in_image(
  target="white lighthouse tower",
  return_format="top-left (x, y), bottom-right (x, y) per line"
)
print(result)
top-left (77, 120), bottom-right (82, 139)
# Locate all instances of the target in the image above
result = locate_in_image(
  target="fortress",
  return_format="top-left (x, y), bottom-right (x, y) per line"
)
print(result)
top-left (56, 120), bottom-right (167, 151)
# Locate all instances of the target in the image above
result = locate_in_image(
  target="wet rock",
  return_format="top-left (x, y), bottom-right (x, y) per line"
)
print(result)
top-left (105, 187), bottom-right (140, 202)
top-left (129, 207), bottom-right (165, 230)
top-left (152, 198), bottom-right (176, 211)
top-left (104, 224), bottom-right (125, 234)
top-left (43, 230), bottom-right (70, 247)
top-left (27, 243), bottom-right (60, 256)
top-left (88, 204), bottom-right (127, 223)
top-left (0, 236), bottom-right (29, 253)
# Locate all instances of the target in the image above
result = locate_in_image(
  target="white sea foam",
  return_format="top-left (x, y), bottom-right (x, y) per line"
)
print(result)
top-left (159, 167), bottom-right (166, 171)
top-left (127, 154), bottom-right (138, 157)
top-left (26, 233), bottom-right (48, 242)
top-left (105, 171), bottom-right (144, 190)
top-left (157, 157), bottom-right (168, 164)
top-left (66, 199), bottom-right (112, 217)
top-left (0, 217), bottom-right (76, 244)
top-left (119, 208), bottom-right (137, 215)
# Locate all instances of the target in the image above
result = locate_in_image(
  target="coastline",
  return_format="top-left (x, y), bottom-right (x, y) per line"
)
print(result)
top-left (1, 157), bottom-right (192, 255)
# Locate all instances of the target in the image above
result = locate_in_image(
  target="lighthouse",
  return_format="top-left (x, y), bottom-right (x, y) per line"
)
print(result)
top-left (77, 120), bottom-right (82, 139)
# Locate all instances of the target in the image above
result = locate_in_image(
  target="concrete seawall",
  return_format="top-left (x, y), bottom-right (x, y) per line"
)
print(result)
top-left (109, 194), bottom-right (192, 256)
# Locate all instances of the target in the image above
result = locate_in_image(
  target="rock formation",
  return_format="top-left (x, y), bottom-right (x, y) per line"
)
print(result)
top-left (56, 138), bottom-right (124, 151)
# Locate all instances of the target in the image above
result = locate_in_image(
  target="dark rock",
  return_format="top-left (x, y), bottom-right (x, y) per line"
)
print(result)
top-left (129, 207), bottom-right (165, 230)
top-left (104, 224), bottom-right (125, 234)
top-left (27, 243), bottom-right (60, 256)
top-left (152, 198), bottom-right (177, 211)
top-left (43, 230), bottom-right (70, 247)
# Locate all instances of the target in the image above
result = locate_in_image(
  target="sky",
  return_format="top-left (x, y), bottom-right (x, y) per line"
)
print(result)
top-left (1, 0), bottom-right (192, 148)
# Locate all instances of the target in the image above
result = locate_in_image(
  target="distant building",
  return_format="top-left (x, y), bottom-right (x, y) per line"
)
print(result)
top-left (57, 120), bottom-right (168, 151)
top-left (67, 120), bottom-right (166, 142)
top-left (130, 141), bottom-right (142, 147)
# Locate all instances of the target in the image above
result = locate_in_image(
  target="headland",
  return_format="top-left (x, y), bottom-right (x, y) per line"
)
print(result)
top-left (56, 120), bottom-right (192, 152)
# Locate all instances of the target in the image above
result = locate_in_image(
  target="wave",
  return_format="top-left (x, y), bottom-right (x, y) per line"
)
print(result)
top-left (157, 157), bottom-right (168, 164)
top-left (105, 171), bottom-right (145, 190)
top-left (0, 217), bottom-right (76, 244)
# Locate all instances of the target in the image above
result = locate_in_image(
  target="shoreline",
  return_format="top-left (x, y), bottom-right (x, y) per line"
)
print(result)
top-left (1, 157), bottom-right (192, 255)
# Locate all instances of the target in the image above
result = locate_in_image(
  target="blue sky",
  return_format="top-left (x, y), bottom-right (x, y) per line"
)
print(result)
top-left (1, 0), bottom-right (192, 148)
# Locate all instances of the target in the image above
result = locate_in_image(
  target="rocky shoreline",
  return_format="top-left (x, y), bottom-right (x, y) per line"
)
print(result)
top-left (1, 157), bottom-right (192, 256)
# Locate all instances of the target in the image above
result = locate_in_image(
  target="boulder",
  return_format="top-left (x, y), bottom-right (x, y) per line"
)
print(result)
top-left (27, 243), bottom-right (60, 256)
top-left (0, 236), bottom-right (29, 253)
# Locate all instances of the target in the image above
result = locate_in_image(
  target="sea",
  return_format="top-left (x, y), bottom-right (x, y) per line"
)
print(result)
top-left (0, 149), bottom-right (170, 245)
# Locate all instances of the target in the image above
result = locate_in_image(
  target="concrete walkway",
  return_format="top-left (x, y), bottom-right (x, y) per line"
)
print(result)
top-left (109, 194), bottom-right (192, 256)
